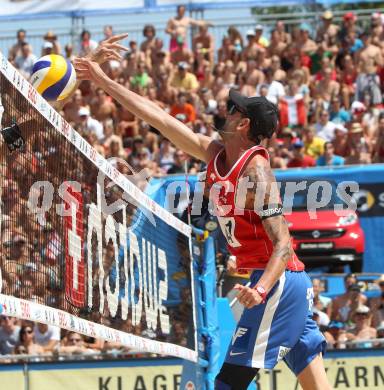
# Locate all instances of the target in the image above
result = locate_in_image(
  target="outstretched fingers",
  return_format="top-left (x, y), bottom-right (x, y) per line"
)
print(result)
top-left (105, 33), bottom-right (129, 44)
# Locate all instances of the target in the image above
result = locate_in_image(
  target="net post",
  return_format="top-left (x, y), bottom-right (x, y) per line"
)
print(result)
top-left (181, 231), bottom-right (220, 389)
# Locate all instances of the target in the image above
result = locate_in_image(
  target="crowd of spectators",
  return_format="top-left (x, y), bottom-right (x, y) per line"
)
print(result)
top-left (312, 273), bottom-right (384, 349)
top-left (3, 5), bottom-right (384, 360)
top-left (0, 317), bottom-right (138, 360)
top-left (7, 6), bottom-right (384, 174)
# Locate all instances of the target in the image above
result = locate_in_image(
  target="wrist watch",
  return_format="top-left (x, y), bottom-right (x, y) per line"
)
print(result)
top-left (255, 285), bottom-right (267, 304)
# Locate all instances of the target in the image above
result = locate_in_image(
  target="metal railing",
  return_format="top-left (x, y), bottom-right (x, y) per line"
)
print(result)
top-left (1, 7), bottom-right (384, 59)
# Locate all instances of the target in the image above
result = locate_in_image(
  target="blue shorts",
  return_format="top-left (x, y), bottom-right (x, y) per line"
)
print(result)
top-left (225, 270), bottom-right (326, 376)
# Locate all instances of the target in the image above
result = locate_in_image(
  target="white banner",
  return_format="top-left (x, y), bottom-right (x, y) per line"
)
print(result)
top-left (0, 294), bottom-right (197, 362)
top-left (0, 0), bottom-right (145, 17)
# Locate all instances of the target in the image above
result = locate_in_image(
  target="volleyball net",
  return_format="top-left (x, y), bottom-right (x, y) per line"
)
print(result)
top-left (0, 51), bottom-right (200, 362)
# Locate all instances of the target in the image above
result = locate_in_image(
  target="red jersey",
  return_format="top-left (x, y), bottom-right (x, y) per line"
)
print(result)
top-left (206, 145), bottom-right (304, 271)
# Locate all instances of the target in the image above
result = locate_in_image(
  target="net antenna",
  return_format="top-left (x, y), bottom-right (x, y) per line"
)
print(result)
top-left (0, 52), bottom-right (198, 362)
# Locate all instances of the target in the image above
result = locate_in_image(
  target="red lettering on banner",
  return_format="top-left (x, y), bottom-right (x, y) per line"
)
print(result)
top-left (27, 84), bottom-right (37, 105)
top-left (63, 182), bottom-right (85, 307)
top-left (58, 312), bottom-right (68, 328)
top-left (61, 118), bottom-right (70, 136)
top-left (20, 301), bottom-right (31, 319)
top-left (89, 322), bottom-right (96, 337)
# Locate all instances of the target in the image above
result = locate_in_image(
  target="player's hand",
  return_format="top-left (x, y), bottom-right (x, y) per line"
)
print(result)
top-left (234, 284), bottom-right (263, 309)
top-left (87, 33), bottom-right (129, 64)
top-left (74, 58), bottom-right (106, 84)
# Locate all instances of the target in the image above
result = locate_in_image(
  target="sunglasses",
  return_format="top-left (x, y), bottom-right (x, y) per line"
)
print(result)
top-left (69, 338), bottom-right (82, 342)
top-left (227, 100), bottom-right (246, 116)
top-left (21, 329), bottom-right (33, 334)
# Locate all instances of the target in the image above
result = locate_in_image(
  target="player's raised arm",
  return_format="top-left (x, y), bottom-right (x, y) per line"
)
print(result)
top-left (73, 58), bottom-right (222, 163)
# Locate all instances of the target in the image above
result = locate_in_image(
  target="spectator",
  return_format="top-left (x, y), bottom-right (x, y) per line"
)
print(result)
top-left (171, 62), bottom-right (199, 93)
top-left (33, 323), bottom-right (61, 353)
top-left (77, 107), bottom-right (104, 141)
top-left (267, 147), bottom-right (286, 169)
top-left (297, 23), bottom-right (317, 54)
top-left (345, 305), bottom-right (377, 348)
top-left (58, 332), bottom-right (94, 355)
top-left (170, 36), bottom-right (193, 65)
top-left (165, 5), bottom-right (210, 52)
top-left (303, 126), bottom-right (325, 160)
top-left (315, 109), bottom-right (337, 142)
top-left (373, 114), bottom-right (384, 162)
top-left (170, 92), bottom-right (196, 124)
top-left (140, 24), bottom-right (157, 58)
top-left (192, 25), bottom-right (214, 64)
top-left (0, 316), bottom-right (20, 355)
top-left (168, 150), bottom-right (188, 174)
top-left (42, 31), bottom-right (61, 55)
top-left (331, 274), bottom-right (367, 323)
top-left (312, 278), bottom-right (332, 317)
top-left (14, 42), bottom-right (37, 78)
top-left (329, 96), bottom-right (351, 124)
top-left (90, 88), bottom-right (117, 122)
top-left (279, 80), bottom-right (307, 128)
top-left (254, 25), bottom-right (269, 48)
top-left (101, 25), bottom-right (114, 42)
top-left (345, 123), bottom-right (371, 165)
top-left (64, 43), bottom-right (75, 62)
top-left (316, 10), bottom-right (339, 41)
top-left (78, 30), bottom-right (98, 57)
top-left (14, 325), bottom-right (44, 355)
top-left (323, 321), bottom-right (347, 349)
top-left (370, 275), bottom-right (384, 328)
top-left (8, 29), bottom-right (27, 62)
top-left (317, 142), bottom-right (345, 166)
top-left (287, 140), bottom-right (315, 168)
top-left (313, 307), bottom-right (330, 329)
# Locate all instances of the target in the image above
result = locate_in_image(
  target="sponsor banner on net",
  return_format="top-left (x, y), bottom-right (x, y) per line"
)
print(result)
top-left (256, 356), bottom-right (384, 390)
top-left (0, 294), bottom-right (197, 362)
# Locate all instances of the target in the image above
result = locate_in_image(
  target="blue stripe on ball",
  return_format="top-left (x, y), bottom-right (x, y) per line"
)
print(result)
top-left (42, 60), bottom-right (72, 101)
top-left (32, 60), bottom-right (51, 74)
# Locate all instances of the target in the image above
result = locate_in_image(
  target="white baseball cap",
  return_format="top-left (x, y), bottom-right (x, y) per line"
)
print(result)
top-left (78, 107), bottom-right (90, 116)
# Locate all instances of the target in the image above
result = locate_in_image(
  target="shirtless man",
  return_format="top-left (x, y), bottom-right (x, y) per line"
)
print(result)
top-left (63, 89), bottom-right (84, 124)
top-left (315, 67), bottom-right (340, 103)
top-left (297, 23), bottom-right (317, 55)
top-left (170, 36), bottom-right (193, 65)
top-left (165, 5), bottom-right (210, 52)
top-left (268, 30), bottom-right (287, 57)
top-left (244, 59), bottom-right (265, 89)
top-left (356, 32), bottom-right (383, 74)
top-left (192, 25), bottom-right (214, 63)
top-left (90, 88), bottom-right (117, 122)
top-left (316, 10), bottom-right (339, 42)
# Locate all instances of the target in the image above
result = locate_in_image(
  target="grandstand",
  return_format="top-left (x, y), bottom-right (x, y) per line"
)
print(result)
top-left (0, 0), bottom-right (384, 389)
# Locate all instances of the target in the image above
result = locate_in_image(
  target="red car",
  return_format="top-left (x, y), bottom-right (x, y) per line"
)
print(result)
top-left (281, 180), bottom-right (365, 272)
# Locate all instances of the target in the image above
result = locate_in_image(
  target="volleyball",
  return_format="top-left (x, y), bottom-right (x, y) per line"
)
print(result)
top-left (30, 54), bottom-right (76, 101)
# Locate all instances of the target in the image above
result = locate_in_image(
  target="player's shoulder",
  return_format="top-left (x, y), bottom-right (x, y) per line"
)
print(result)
top-left (197, 135), bottom-right (223, 163)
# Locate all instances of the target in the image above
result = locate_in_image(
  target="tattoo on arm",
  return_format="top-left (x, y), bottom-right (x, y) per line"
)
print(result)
top-left (242, 155), bottom-right (293, 264)
top-left (262, 216), bottom-right (292, 265)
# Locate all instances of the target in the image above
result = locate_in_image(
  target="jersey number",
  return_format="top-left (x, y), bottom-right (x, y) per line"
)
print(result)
top-left (218, 217), bottom-right (241, 248)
